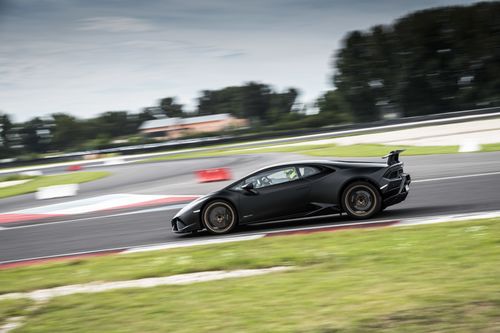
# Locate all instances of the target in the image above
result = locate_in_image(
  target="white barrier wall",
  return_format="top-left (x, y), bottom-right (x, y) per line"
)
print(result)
top-left (36, 184), bottom-right (79, 200)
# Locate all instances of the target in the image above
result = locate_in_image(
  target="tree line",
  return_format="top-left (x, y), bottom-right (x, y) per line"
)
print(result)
top-left (1, 1), bottom-right (499, 158)
top-left (334, 1), bottom-right (500, 121)
top-left (0, 83), bottom-right (310, 158)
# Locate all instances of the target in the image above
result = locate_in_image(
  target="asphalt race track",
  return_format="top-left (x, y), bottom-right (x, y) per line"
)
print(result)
top-left (1, 152), bottom-right (500, 263)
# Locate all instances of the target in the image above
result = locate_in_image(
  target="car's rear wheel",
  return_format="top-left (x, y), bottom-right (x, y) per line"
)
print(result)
top-left (202, 201), bottom-right (237, 234)
top-left (341, 181), bottom-right (381, 219)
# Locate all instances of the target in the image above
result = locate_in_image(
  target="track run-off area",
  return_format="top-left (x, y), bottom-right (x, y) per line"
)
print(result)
top-left (0, 151), bottom-right (499, 265)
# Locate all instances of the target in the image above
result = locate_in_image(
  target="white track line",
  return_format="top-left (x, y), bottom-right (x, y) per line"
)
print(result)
top-left (122, 235), bottom-right (264, 253)
top-left (2, 209), bottom-right (500, 267)
top-left (398, 210), bottom-right (500, 226)
top-left (1, 170), bottom-right (499, 231)
top-left (0, 235), bottom-right (264, 266)
top-left (6, 194), bottom-right (197, 215)
top-left (0, 220), bottom-right (390, 265)
top-left (412, 171), bottom-right (500, 183)
top-left (0, 204), bottom-right (187, 231)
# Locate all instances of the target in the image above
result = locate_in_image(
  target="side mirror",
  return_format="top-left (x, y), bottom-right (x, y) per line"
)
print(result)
top-left (241, 182), bottom-right (257, 194)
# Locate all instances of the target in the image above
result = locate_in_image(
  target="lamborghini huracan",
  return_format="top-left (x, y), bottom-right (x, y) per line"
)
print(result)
top-left (172, 150), bottom-right (411, 234)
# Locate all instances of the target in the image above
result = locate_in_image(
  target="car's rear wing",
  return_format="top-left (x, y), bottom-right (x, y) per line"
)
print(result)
top-left (383, 150), bottom-right (405, 166)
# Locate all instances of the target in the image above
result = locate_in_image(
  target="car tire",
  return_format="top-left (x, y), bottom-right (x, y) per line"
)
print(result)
top-left (341, 181), bottom-right (382, 219)
top-left (202, 200), bottom-right (238, 234)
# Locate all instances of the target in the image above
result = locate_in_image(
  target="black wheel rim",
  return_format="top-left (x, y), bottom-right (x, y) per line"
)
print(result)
top-left (347, 187), bottom-right (375, 215)
top-left (205, 203), bottom-right (234, 232)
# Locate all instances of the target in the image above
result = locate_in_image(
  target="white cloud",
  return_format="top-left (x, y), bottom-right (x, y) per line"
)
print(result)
top-left (78, 16), bottom-right (155, 33)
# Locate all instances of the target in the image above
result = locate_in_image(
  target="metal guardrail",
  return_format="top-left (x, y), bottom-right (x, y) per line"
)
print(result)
top-left (2, 106), bottom-right (500, 169)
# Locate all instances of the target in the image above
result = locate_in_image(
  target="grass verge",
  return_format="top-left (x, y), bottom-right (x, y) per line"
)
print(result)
top-left (0, 171), bottom-right (111, 199)
top-left (0, 299), bottom-right (32, 327)
top-left (0, 174), bottom-right (35, 182)
top-left (0, 218), bottom-right (498, 294)
top-left (6, 218), bottom-right (500, 332)
top-left (142, 143), bottom-right (461, 163)
top-left (481, 143), bottom-right (500, 152)
top-left (252, 143), bottom-right (460, 157)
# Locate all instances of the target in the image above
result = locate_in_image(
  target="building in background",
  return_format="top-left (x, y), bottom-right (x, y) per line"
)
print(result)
top-left (139, 113), bottom-right (248, 139)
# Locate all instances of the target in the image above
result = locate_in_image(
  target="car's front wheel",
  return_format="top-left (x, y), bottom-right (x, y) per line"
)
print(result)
top-left (202, 200), bottom-right (237, 234)
top-left (341, 181), bottom-right (381, 219)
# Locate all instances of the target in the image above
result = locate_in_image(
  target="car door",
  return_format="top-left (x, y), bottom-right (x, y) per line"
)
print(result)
top-left (236, 165), bottom-right (311, 223)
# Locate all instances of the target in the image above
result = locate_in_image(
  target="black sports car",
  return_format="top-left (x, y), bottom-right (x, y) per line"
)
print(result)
top-left (172, 150), bottom-right (411, 234)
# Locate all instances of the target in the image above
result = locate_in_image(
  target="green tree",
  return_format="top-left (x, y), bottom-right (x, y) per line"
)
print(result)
top-left (0, 112), bottom-right (12, 148)
top-left (0, 112), bottom-right (13, 158)
top-left (50, 113), bottom-right (85, 151)
top-left (333, 2), bottom-right (500, 120)
top-left (19, 117), bottom-right (53, 153)
top-left (159, 97), bottom-right (184, 118)
top-left (268, 88), bottom-right (299, 123)
top-left (90, 111), bottom-right (137, 138)
top-left (197, 86), bottom-right (247, 117)
top-left (139, 107), bottom-right (160, 122)
top-left (316, 90), bottom-right (352, 124)
top-left (196, 82), bottom-right (297, 125)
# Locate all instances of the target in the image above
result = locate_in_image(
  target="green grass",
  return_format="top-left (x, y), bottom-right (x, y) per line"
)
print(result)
top-left (0, 299), bottom-right (32, 327)
top-left (0, 174), bottom-right (35, 182)
top-left (142, 143), bottom-right (460, 163)
top-left (142, 140), bottom-right (500, 163)
top-left (0, 171), bottom-right (111, 199)
top-left (0, 218), bottom-right (498, 295)
top-left (251, 143), bottom-right (459, 157)
top-left (7, 218), bottom-right (500, 332)
top-left (481, 143), bottom-right (500, 152)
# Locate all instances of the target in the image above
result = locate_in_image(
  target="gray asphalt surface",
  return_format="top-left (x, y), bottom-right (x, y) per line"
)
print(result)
top-left (1, 152), bottom-right (500, 262)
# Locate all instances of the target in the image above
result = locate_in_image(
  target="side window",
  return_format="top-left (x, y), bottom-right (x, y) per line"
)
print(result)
top-left (267, 167), bottom-right (298, 185)
top-left (298, 166), bottom-right (321, 178)
top-left (239, 166), bottom-right (299, 189)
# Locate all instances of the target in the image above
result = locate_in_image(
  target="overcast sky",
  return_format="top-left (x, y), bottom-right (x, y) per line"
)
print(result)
top-left (0, 0), bottom-right (484, 122)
